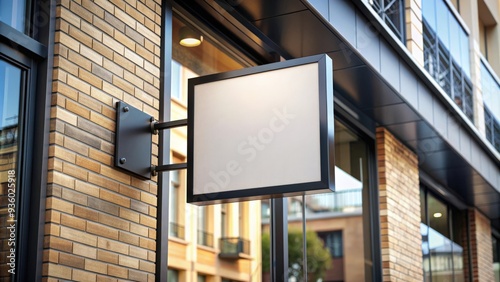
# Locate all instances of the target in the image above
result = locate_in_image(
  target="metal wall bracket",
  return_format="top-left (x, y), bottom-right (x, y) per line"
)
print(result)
top-left (114, 101), bottom-right (188, 179)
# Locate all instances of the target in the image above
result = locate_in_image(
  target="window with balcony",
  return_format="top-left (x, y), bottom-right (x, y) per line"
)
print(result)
top-left (422, 0), bottom-right (473, 121)
top-left (481, 60), bottom-right (500, 153)
top-left (197, 206), bottom-right (213, 247)
top-left (370, 0), bottom-right (405, 42)
top-left (169, 166), bottom-right (184, 239)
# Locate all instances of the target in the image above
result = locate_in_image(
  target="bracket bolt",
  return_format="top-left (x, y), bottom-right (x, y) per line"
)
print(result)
top-left (123, 107), bottom-right (129, 112)
top-left (119, 158), bottom-right (127, 164)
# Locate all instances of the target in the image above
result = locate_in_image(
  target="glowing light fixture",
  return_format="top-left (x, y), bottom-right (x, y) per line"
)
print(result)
top-left (433, 212), bottom-right (442, 218)
top-left (179, 26), bottom-right (203, 47)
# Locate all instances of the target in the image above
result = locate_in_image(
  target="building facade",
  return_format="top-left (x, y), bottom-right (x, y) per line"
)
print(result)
top-left (0, 0), bottom-right (499, 282)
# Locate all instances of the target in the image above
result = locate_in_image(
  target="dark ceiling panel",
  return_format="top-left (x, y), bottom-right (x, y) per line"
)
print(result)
top-left (327, 50), bottom-right (364, 71)
top-left (252, 10), bottom-right (343, 57)
top-left (232, 0), bottom-right (307, 21)
top-left (334, 66), bottom-right (403, 109)
top-left (371, 103), bottom-right (421, 125)
top-left (385, 121), bottom-right (438, 142)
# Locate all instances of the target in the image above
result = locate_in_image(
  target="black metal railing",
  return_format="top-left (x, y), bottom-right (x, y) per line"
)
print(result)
top-left (0, 125), bottom-right (18, 147)
top-left (219, 237), bottom-right (250, 256)
top-left (197, 230), bottom-right (214, 247)
top-left (169, 222), bottom-right (185, 239)
top-left (370, 0), bottom-right (405, 42)
top-left (485, 107), bottom-right (500, 152)
top-left (423, 20), bottom-right (474, 121)
top-left (307, 189), bottom-right (363, 213)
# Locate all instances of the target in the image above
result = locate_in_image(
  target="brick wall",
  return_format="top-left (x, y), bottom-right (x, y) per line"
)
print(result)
top-left (466, 208), bottom-right (494, 282)
top-left (44, 0), bottom-right (161, 281)
top-left (405, 0), bottom-right (424, 67)
top-left (376, 127), bottom-right (423, 281)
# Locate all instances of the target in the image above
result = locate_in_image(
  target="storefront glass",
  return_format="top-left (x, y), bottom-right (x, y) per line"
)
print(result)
top-left (420, 187), bottom-right (466, 281)
top-left (167, 12), bottom-right (262, 281)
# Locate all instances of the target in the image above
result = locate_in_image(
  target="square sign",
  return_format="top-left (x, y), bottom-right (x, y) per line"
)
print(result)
top-left (187, 54), bottom-right (334, 204)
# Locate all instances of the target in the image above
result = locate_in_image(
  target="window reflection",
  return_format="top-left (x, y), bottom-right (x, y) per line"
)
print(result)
top-left (168, 13), bottom-right (260, 281)
top-left (0, 0), bottom-right (27, 33)
top-left (421, 188), bottom-right (466, 281)
top-left (262, 120), bottom-right (371, 281)
top-left (0, 59), bottom-right (22, 279)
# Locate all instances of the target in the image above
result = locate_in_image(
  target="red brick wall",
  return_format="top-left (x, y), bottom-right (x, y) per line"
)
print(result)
top-left (376, 127), bottom-right (423, 281)
top-left (44, 0), bottom-right (161, 281)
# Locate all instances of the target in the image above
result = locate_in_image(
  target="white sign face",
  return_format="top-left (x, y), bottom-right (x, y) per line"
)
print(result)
top-left (188, 55), bottom-right (334, 204)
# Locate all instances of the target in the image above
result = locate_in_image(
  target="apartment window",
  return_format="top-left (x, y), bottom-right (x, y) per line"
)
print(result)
top-left (168, 269), bottom-right (179, 281)
top-left (169, 169), bottom-right (183, 238)
top-left (197, 206), bottom-right (213, 247)
top-left (221, 204), bottom-right (227, 237)
top-left (318, 231), bottom-right (343, 258)
top-left (420, 187), bottom-right (467, 282)
top-left (370, 0), bottom-right (405, 42)
top-left (422, 0), bottom-right (473, 121)
top-left (197, 274), bottom-right (206, 282)
top-left (481, 60), bottom-right (500, 153)
top-left (0, 0), bottom-right (28, 33)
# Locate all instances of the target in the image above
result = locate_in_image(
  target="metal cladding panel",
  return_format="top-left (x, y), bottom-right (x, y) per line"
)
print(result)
top-left (380, 40), bottom-right (400, 92)
top-left (355, 12), bottom-right (380, 71)
top-left (328, 0), bottom-right (357, 44)
top-left (307, 0), bottom-right (329, 20)
top-left (398, 62), bottom-right (419, 106)
top-left (418, 82), bottom-right (435, 121)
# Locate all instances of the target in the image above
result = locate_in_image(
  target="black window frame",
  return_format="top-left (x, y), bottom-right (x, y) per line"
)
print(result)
top-left (0, 0), bottom-right (54, 281)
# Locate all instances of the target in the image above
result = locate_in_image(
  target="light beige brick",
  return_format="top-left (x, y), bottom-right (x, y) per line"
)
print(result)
top-left (86, 221), bottom-right (119, 240)
top-left (61, 213), bottom-right (87, 231)
top-left (60, 226), bottom-right (97, 247)
top-left (47, 196), bottom-right (74, 214)
top-left (73, 242), bottom-right (97, 259)
top-left (85, 259), bottom-right (108, 275)
top-left (72, 269), bottom-right (97, 282)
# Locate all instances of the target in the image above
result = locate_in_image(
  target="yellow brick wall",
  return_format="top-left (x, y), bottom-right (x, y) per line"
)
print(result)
top-left (44, 0), bottom-right (161, 281)
top-left (467, 208), bottom-right (494, 282)
top-left (376, 127), bottom-right (423, 281)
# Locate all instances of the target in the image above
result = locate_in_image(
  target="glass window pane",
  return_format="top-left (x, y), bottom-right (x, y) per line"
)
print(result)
top-left (0, 59), bottom-right (22, 281)
top-left (428, 194), bottom-right (449, 238)
top-left (0, 0), bottom-right (27, 33)
top-left (449, 17), bottom-right (461, 66)
top-left (422, 0), bottom-right (437, 32)
top-left (298, 120), bottom-right (370, 281)
top-left (460, 29), bottom-right (470, 78)
top-left (436, 0), bottom-right (450, 49)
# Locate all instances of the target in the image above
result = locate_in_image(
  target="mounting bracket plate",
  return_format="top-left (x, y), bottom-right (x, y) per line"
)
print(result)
top-left (114, 101), bottom-right (153, 179)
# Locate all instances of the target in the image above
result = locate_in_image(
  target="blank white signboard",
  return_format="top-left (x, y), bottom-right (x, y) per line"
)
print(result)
top-left (187, 54), bottom-right (334, 204)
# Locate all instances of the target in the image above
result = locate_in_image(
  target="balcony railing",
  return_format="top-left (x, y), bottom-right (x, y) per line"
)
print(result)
top-left (370, 0), bottom-right (405, 42)
top-left (169, 222), bottom-right (185, 239)
top-left (219, 237), bottom-right (250, 259)
top-left (306, 189), bottom-right (363, 213)
top-left (481, 59), bottom-right (500, 153)
top-left (197, 230), bottom-right (214, 247)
